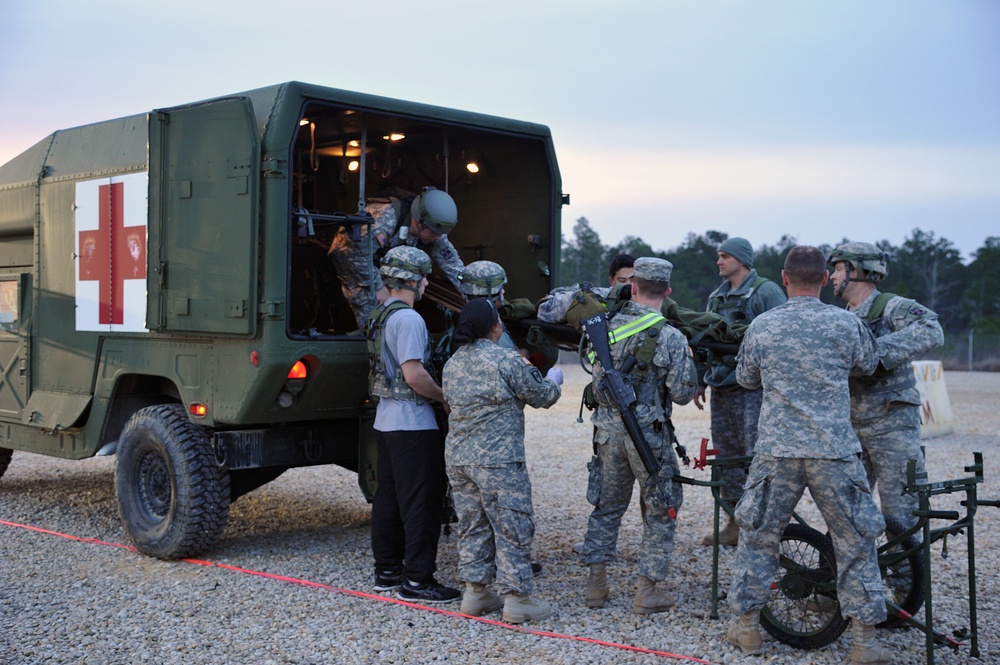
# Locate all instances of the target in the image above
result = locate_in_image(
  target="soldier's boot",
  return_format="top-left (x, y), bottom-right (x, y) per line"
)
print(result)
top-left (700, 515), bottom-right (740, 547)
top-left (726, 610), bottom-right (763, 655)
top-left (848, 619), bottom-right (892, 664)
top-left (459, 582), bottom-right (503, 617)
top-left (631, 575), bottom-right (676, 615)
top-left (585, 563), bottom-right (609, 609)
top-left (502, 593), bottom-right (551, 624)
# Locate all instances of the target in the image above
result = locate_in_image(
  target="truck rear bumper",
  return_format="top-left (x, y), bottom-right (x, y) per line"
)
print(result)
top-left (213, 422), bottom-right (359, 471)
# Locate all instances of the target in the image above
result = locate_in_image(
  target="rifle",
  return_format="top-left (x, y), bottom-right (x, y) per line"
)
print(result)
top-left (581, 312), bottom-right (677, 518)
top-left (295, 209), bottom-right (374, 242)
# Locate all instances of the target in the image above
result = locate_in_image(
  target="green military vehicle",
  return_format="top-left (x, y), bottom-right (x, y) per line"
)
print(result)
top-left (0, 81), bottom-right (564, 559)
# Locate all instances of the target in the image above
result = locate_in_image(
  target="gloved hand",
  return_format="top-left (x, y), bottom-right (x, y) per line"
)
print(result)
top-left (545, 367), bottom-right (564, 385)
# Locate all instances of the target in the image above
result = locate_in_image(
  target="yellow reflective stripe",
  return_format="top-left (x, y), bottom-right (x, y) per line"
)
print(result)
top-left (607, 312), bottom-right (665, 344)
top-left (586, 312), bottom-right (666, 364)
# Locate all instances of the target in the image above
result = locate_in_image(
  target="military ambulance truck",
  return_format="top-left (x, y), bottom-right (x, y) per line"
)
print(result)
top-left (0, 81), bottom-right (564, 559)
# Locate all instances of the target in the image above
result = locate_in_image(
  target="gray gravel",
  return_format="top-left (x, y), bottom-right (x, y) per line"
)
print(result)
top-left (2, 367), bottom-right (999, 664)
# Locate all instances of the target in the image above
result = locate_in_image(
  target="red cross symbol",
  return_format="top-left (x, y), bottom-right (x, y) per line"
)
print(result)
top-left (78, 182), bottom-right (146, 325)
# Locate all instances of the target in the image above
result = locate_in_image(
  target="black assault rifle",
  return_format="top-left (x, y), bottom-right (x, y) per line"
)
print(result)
top-left (582, 312), bottom-right (677, 518)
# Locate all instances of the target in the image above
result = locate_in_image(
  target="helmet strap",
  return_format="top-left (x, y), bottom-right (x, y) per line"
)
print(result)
top-left (834, 264), bottom-right (854, 298)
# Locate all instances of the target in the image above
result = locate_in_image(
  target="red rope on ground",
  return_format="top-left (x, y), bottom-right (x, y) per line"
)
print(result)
top-left (1, 519), bottom-right (711, 663)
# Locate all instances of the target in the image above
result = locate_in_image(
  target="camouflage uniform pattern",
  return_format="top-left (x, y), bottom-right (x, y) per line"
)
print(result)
top-left (328, 199), bottom-right (464, 328)
top-left (730, 296), bottom-right (887, 625)
top-left (536, 284), bottom-right (611, 323)
top-left (850, 289), bottom-right (944, 531)
top-left (459, 260), bottom-right (518, 350)
top-left (458, 260), bottom-right (507, 298)
top-left (582, 299), bottom-right (698, 581)
top-left (442, 338), bottom-right (561, 594)
top-left (704, 269), bottom-right (786, 501)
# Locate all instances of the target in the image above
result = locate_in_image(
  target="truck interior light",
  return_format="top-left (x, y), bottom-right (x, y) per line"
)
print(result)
top-left (383, 133), bottom-right (405, 141)
top-left (348, 160), bottom-right (359, 172)
top-left (189, 403), bottom-right (208, 418)
top-left (299, 118), bottom-right (310, 126)
top-left (466, 162), bottom-right (480, 174)
top-left (288, 360), bottom-right (307, 379)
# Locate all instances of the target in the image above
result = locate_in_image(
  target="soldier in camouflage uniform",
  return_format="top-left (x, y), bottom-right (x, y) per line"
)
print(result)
top-left (728, 246), bottom-right (890, 665)
top-left (694, 237), bottom-right (786, 547)
top-left (581, 257), bottom-right (698, 615)
top-left (829, 242), bottom-right (944, 535)
top-left (442, 298), bottom-right (562, 624)
top-left (329, 187), bottom-right (465, 329)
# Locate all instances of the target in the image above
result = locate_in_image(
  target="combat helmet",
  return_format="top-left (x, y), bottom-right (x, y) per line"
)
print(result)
top-left (827, 242), bottom-right (889, 281)
top-left (458, 260), bottom-right (507, 298)
top-left (410, 186), bottom-right (458, 235)
top-left (380, 246), bottom-right (432, 282)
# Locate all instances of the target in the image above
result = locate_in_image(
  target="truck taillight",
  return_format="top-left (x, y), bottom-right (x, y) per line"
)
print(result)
top-left (288, 361), bottom-right (307, 379)
top-left (189, 403), bottom-right (208, 418)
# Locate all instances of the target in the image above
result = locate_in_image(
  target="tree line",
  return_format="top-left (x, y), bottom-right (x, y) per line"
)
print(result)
top-left (559, 217), bottom-right (1000, 338)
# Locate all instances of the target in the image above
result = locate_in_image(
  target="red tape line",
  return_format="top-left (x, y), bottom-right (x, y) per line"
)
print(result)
top-left (1, 518), bottom-right (711, 663)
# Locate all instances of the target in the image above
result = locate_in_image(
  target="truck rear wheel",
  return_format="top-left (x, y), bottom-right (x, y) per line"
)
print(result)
top-left (115, 404), bottom-right (230, 559)
top-left (0, 447), bottom-right (12, 480)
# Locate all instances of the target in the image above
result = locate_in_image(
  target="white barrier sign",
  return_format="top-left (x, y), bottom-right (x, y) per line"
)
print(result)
top-left (913, 360), bottom-right (955, 439)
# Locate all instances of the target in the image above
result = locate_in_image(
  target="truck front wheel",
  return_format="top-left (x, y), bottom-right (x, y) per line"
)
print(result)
top-left (115, 404), bottom-right (230, 559)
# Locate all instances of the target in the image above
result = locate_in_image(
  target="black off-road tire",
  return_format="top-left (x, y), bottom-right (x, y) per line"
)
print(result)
top-left (115, 404), bottom-right (230, 559)
top-left (761, 523), bottom-right (849, 650)
top-left (878, 516), bottom-right (925, 628)
top-left (0, 447), bottom-right (12, 480)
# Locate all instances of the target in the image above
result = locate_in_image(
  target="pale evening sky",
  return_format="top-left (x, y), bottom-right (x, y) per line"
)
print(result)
top-left (2, 1), bottom-right (998, 261)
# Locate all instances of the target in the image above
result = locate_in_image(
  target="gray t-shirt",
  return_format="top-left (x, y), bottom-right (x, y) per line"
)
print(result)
top-left (373, 301), bottom-right (439, 432)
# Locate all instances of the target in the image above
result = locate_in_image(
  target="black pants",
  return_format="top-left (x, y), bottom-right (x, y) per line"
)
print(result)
top-left (371, 428), bottom-right (445, 583)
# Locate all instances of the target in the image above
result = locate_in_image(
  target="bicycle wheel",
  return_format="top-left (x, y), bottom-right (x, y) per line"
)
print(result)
top-left (761, 523), bottom-right (849, 650)
top-left (878, 516), bottom-right (925, 629)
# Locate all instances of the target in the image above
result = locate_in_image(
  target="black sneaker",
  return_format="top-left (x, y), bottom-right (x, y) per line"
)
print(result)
top-left (396, 578), bottom-right (461, 604)
top-left (373, 569), bottom-right (404, 592)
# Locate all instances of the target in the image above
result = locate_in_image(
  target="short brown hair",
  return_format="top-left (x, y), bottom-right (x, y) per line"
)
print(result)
top-left (783, 246), bottom-right (826, 286)
top-left (633, 276), bottom-right (669, 298)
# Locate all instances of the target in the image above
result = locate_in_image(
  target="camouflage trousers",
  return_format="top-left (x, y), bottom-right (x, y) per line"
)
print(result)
top-left (710, 385), bottom-right (762, 502)
top-left (328, 227), bottom-right (380, 330)
top-left (729, 455), bottom-right (887, 626)
top-left (582, 423), bottom-right (683, 581)
top-left (447, 463), bottom-right (535, 595)
top-left (857, 405), bottom-right (924, 534)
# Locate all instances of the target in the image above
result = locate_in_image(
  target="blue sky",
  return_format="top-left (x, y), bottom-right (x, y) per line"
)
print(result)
top-left (2, 1), bottom-right (998, 261)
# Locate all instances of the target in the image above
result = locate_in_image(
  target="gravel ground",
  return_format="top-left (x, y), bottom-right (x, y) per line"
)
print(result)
top-left (2, 367), bottom-right (999, 665)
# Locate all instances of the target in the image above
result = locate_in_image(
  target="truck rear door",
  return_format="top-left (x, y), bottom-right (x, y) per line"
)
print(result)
top-left (147, 98), bottom-right (260, 335)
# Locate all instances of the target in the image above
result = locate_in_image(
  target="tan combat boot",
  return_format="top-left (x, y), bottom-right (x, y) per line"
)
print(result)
top-left (726, 610), bottom-right (763, 655)
top-left (848, 618), bottom-right (892, 664)
top-left (631, 575), bottom-right (676, 615)
top-left (701, 515), bottom-right (740, 547)
top-left (585, 563), bottom-right (610, 609)
top-left (502, 593), bottom-right (551, 624)
top-left (459, 582), bottom-right (503, 616)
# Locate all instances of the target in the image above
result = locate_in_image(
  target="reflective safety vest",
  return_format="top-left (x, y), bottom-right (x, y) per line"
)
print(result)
top-left (590, 310), bottom-right (667, 381)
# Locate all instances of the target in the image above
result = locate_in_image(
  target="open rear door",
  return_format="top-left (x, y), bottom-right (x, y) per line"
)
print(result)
top-left (147, 98), bottom-right (260, 335)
